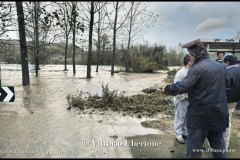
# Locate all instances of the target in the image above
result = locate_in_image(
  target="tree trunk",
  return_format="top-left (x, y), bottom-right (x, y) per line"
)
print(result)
top-left (72, 2), bottom-right (76, 75)
top-left (16, 1), bottom-right (30, 86)
top-left (125, 3), bottom-right (134, 72)
top-left (63, 3), bottom-right (70, 71)
top-left (34, 2), bottom-right (40, 77)
top-left (96, 7), bottom-right (101, 73)
top-left (125, 2), bottom-right (136, 72)
top-left (87, 1), bottom-right (94, 78)
top-left (64, 30), bottom-right (68, 71)
top-left (111, 1), bottom-right (118, 76)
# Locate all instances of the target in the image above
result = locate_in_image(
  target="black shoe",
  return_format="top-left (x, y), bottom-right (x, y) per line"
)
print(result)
top-left (182, 135), bottom-right (188, 140)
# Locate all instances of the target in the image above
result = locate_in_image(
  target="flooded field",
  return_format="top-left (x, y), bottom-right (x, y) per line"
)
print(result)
top-left (1, 64), bottom-right (239, 158)
top-left (0, 64), bottom-right (168, 158)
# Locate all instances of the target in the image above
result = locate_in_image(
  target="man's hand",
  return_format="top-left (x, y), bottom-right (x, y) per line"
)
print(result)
top-left (163, 85), bottom-right (178, 96)
top-left (162, 85), bottom-right (171, 95)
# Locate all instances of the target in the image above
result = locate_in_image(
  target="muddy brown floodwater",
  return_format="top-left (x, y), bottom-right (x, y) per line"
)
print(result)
top-left (1, 64), bottom-right (240, 158)
top-left (0, 64), bottom-right (168, 158)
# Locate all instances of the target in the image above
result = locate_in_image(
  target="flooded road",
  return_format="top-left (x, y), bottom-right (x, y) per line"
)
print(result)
top-left (0, 64), bottom-right (168, 158)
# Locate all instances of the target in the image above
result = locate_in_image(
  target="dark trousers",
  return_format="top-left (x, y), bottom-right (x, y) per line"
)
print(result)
top-left (186, 128), bottom-right (227, 158)
top-left (236, 101), bottom-right (240, 110)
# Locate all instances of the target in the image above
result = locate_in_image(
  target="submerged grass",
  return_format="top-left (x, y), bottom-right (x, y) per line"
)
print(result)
top-left (66, 83), bottom-right (174, 117)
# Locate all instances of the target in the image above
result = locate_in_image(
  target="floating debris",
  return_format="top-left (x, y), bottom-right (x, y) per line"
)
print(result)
top-left (109, 135), bottom-right (118, 140)
top-left (169, 148), bottom-right (174, 152)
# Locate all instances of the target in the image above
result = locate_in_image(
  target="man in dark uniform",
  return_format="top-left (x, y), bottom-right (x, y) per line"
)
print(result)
top-left (163, 42), bottom-right (229, 158)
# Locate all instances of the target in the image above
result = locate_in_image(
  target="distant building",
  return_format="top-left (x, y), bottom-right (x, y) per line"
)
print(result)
top-left (181, 38), bottom-right (240, 60)
top-left (181, 38), bottom-right (240, 54)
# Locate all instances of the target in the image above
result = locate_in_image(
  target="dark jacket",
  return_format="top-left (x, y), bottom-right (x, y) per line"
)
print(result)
top-left (226, 64), bottom-right (240, 102)
top-left (165, 53), bottom-right (229, 131)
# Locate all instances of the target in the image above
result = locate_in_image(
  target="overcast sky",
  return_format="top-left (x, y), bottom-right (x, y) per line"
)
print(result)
top-left (2, 1), bottom-right (240, 52)
top-left (140, 1), bottom-right (240, 50)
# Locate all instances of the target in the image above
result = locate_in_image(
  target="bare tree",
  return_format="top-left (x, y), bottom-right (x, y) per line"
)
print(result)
top-left (111, 2), bottom-right (118, 76)
top-left (34, 2), bottom-right (40, 76)
top-left (124, 2), bottom-right (158, 72)
top-left (16, 1), bottom-right (30, 86)
top-left (51, 2), bottom-right (85, 74)
top-left (95, 3), bottom-right (101, 72)
top-left (106, 2), bottom-right (131, 75)
top-left (24, 2), bottom-right (59, 76)
top-left (55, 2), bottom-right (73, 71)
top-left (78, 2), bottom-right (106, 78)
top-left (0, 2), bottom-right (17, 37)
top-left (72, 2), bottom-right (77, 75)
top-left (86, 1), bottom-right (94, 78)
top-left (94, 2), bottom-right (108, 72)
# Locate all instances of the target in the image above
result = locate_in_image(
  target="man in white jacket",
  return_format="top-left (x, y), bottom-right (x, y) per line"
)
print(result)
top-left (173, 54), bottom-right (194, 144)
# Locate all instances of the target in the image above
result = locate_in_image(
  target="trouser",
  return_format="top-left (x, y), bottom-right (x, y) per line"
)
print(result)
top-left (173, 98), bottom-right (188, 137)
top-left (223, 102), bottom-right (236, 149)
top-left (186, 128), bottom-right (227, 158)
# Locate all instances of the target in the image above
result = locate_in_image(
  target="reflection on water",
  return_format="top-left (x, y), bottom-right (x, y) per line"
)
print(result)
top-left (0, 65), bottom-right (167, 158)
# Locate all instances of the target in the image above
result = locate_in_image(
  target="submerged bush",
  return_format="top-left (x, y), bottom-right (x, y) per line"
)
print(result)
top-left (66, 84), bottom-right (174, 117)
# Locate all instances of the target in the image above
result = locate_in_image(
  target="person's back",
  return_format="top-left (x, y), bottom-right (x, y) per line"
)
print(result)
top-left (164, 42), bottom-right (229, 158)
top-left (223, 54), bottom-right (240, 148)
top-left (188, 59), bottom-right (226, 101)
top-left (186, 58), bottom-right (228, 130)
top-left (225, 62), bottom-right (240, 102)
top-left (226, 67), bottom-right (240, 101)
